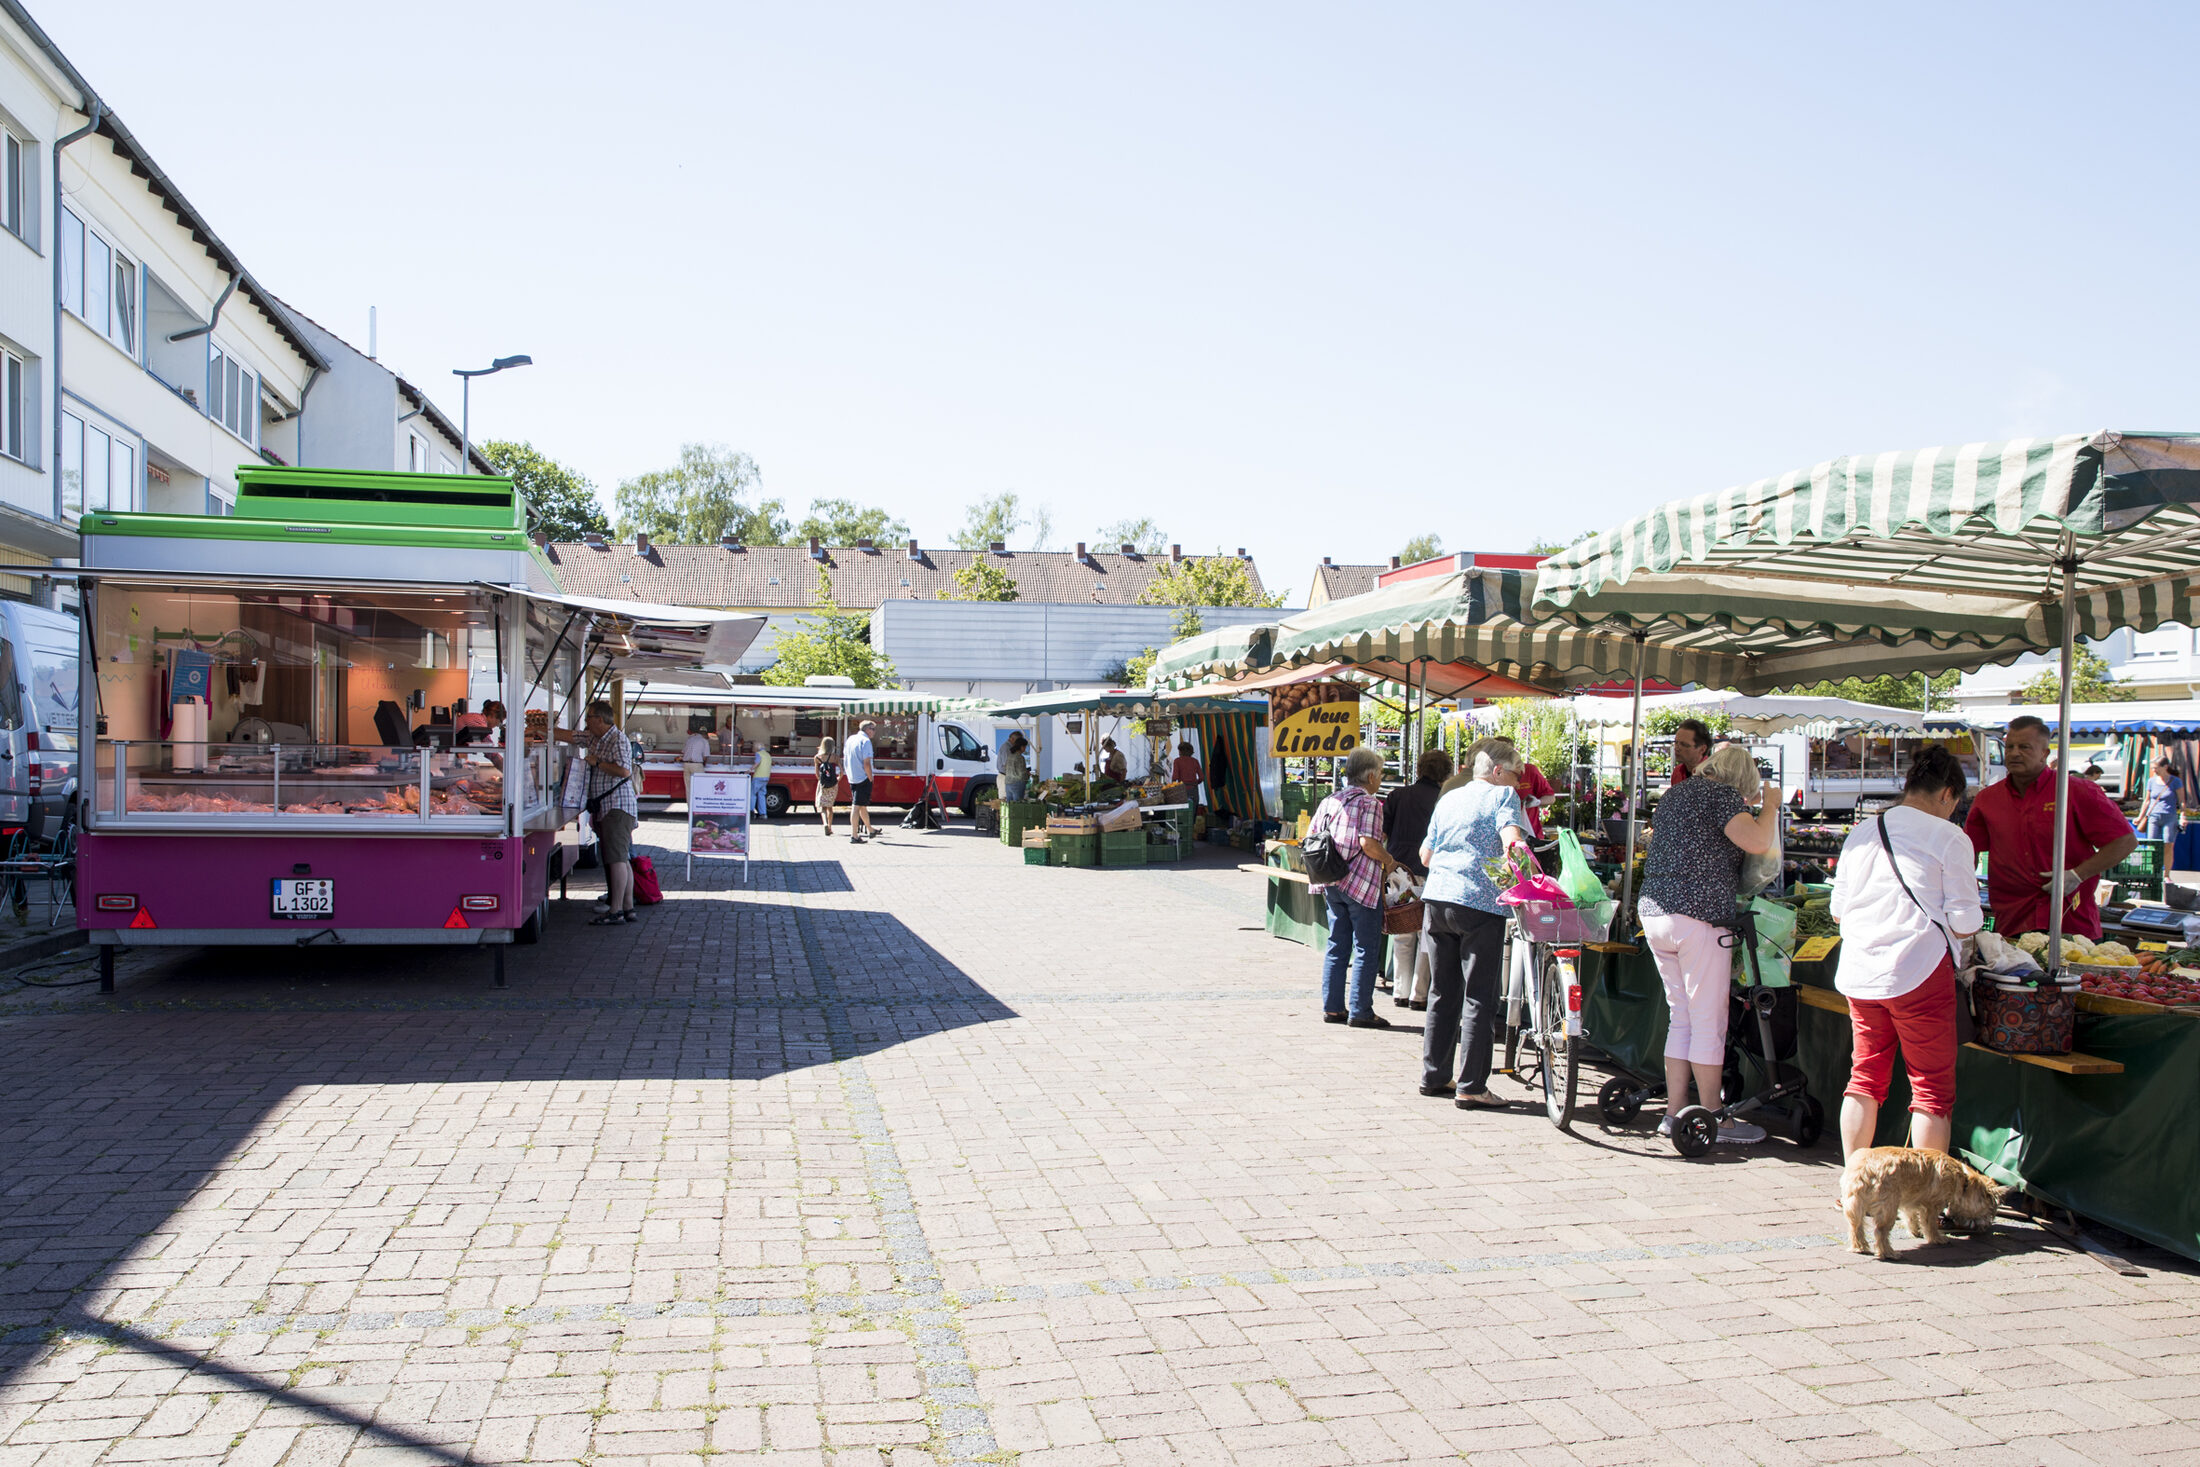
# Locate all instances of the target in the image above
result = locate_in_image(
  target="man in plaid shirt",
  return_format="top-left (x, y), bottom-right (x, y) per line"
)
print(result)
top-left (1311, 745), bottom-right (1398, 1028)
top-left (568, 700), bottom-right (640, 926)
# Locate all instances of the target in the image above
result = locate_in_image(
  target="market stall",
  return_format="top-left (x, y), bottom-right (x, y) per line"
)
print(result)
top-left (1531, 429), bottom-right (2200, 1252)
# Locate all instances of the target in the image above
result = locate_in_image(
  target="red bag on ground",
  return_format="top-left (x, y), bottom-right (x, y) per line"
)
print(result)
top-left (631, 854), bottom-right (665, 905)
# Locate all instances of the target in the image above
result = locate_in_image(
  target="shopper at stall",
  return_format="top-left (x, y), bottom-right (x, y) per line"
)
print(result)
top-left (1100, 737), bottom-right (1129, 783)
top-left (1517, 757), bottom-right (1556, 840)
top-left (1384, 747), bottom-right (1453, 1010)
top-left (846, 720), bottom-right (878, 843)
top-left (567, 700), bottom-right (639, 926)
top-left (1308, 745), bottom-right (1395, 1030)
top-left (1964, 715), bottom-right (2136, 940)
top-left (681, 724), bottom-right (711, 787)
top-left (1639, 743), bottom-right (1782, 1145)
top-left (1419, 741), bottom-right (1531, 1106)
top-left (815, 736), bottom-right (843, 836)
top-left (2144, 757), bottom-right (2183, 845)
top-left (1829, 744), bottom-right (1979, 1160)
top-left (752, 743), bottom-right (774, 817)
top-left (1001, 732), bottom-right (1032, 802)
top-left (1171, 741), bottom-right (1204, 793)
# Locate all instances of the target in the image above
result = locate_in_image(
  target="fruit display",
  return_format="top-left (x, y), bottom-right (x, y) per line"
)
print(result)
top-left (1785, 823), bottom-right (1851, 856)
top-left (2011, 931), bottom-right (2139, 966)
top-left (2079, 967), bottom-right (2200, 1006)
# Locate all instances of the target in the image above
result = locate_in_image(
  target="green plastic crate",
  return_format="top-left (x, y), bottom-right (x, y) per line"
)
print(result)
top-left (1051, 844), bottom-right (1096, 868)
top-left (1102, 842), bottom-right (1147, 867)
top-left (1102, 827), bottom-right (1146, 850)
top-left (1022, 846), bottom-right (1048, 865)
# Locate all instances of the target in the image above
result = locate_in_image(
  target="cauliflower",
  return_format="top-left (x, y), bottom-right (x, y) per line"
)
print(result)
top-left (2092, 941), bottom-right (2134, 960)
top-left (2014, 931), bottom-right (2051, 955)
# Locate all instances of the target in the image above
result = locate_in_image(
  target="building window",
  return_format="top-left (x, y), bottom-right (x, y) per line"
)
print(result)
top-left (2, 132), bottom-right (28, 242)
top-left (438, 454), bottom-right (457, 475)
top-left (408, 433), bottom-right (427, 472)
top-left (60, 208), bottom-right (138, 356)
top-left (208, 343), bottom-right (258, 447)
top-left (0, 349), bottom-right (22, 462)
top-left (60, 411), bottom-right (136, 517)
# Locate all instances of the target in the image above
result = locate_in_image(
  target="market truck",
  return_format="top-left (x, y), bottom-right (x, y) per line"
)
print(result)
top-left (622, 686), bottom-right (997, 817)
top-left (1778, 723), bottom-right (2006, 814)
top-left (65, 467), bottom-right (758, 989)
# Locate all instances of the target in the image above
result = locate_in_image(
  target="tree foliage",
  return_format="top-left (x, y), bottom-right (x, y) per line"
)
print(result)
top-left (479, 440), bottom-right (608, 542)
top-left (952, 491), bottom-right (1055, 551)
top-left (2017, 647), bottom-right (2136, 704)
top-left (759, 567), bottom-right (899, 689)
top-left (614, 443), bottom-right (788, 544)
top-left (1135, 554), bottom-right (1285, 610)
top-left (1399, 532), bottom-right (1443, 564)
top-left (794, 498), bottom-right (909, 546)
top-left (1787, 670), bottom-right (1960, 713)
top-left (1098, 517), bottom-right (1168, 554)
top-left (936, 561), bottom-right (1020, 602)
top-left (1527, 531), bottom-right (1591, 555)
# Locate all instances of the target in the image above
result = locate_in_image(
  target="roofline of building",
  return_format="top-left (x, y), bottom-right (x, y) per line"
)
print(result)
top-left (394, 377), bottom-right (498, 476)
top-left (0, 0), bottom-right (330, 376)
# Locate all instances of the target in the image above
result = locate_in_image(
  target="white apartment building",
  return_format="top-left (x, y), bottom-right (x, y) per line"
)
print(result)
top-left (282, 306), bottom-right (492, 477)
top-left (1952, 623), bottom-right (2200, 710)
top-left (0, 0), bottom-right (325, 600)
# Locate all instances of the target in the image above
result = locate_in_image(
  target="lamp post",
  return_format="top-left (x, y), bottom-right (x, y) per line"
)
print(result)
top-left (453, 355), bottom-right (532, 475)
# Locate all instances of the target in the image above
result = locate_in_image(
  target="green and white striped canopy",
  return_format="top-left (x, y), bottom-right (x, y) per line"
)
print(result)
top-left (1535, 431), bottom-right (2200, 661)
top-left (1148, 623), bottom-right (1275, 686)
top-left (837, 692), bottom-right (999, 715)
top-left (990, 688), bottom-right (1263, 720)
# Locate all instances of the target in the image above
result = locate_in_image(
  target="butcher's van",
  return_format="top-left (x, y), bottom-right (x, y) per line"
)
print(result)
top-left (622, 686), bottom-right (997, 818)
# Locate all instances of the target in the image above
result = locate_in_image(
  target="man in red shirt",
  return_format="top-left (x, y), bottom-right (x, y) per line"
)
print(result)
top-left (1669, 719), bottom-right (1713, 786)
top-left (1964, 715), bottom-right (2136, 940)
top-left (1518, 760), bottom-right (1555, 839)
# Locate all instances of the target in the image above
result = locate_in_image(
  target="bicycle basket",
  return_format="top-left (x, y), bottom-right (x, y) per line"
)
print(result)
top-left (1513, 899), bottom-right (1612, 944)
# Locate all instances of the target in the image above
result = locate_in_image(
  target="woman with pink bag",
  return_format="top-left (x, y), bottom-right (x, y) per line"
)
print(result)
top-left (1638, 743), bottom-right (1783, 1145)
top-left (1418, 740), bottom-right (1535, 1108)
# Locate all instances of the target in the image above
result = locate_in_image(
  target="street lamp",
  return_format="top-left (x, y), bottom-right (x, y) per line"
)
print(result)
top-left (452, 355), bottom-right (532, 476)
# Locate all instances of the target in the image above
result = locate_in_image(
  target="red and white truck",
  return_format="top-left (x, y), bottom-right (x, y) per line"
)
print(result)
top-left (622, 685), bottom-right (999, 818)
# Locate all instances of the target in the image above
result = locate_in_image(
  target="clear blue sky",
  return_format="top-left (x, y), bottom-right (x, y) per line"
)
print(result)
top-left (45, 2), bottom-right (2200, 601)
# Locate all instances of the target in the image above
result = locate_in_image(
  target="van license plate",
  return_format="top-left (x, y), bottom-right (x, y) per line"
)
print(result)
top-left (271, 879), bottom-right (334, 918)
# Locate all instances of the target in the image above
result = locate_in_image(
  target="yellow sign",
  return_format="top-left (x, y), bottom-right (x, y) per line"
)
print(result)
top-left (1795, 935), bottom-right (1841, 962)
top-left (1269, 682), bottom-right (1362, 757)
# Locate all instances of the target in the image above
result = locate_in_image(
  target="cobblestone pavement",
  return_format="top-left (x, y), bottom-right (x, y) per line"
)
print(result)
top-left (5, 816), bottom-right (2200, 1466)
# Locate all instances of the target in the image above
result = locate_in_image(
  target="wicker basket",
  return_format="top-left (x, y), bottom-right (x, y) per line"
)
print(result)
top-left (1382, 899), bottom-right (1425, 936)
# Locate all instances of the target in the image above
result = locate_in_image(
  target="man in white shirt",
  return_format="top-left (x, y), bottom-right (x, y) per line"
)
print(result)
top-left (844, 720), bottom-right (877, 844)
top-left (681, 727), bottom-right (712, 793)
top-left (1828, 745), bottom-right (1981, 1159)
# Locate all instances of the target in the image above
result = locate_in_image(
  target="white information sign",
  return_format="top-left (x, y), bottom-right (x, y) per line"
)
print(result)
top-left (687, 772), bottom-right (753, 881)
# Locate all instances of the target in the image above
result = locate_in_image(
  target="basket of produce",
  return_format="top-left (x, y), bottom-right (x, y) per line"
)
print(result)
top-left (1382, 897), bottom-right (1425, 936)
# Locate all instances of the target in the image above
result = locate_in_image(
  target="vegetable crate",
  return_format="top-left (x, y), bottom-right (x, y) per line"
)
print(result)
top-left (1022, 847), bottom-right (1048, 866)
top-left (2110, 839), bottom-right (2169, 903)
top-left (1049, 833), bottom-right (1098, 867)
top-left (1102, 828), bottom-right (1146, 852)
top-left (1101, 841), bottom-right (1147, 867)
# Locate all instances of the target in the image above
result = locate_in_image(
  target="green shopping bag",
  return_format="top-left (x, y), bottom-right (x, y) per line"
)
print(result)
top-left (1737, 895), bottom-right (1797, 988)
top-left (1555, 829), bottom-right (1607, 911)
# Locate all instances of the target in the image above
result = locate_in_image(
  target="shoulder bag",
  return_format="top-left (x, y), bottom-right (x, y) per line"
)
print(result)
top-left (1301, 793), bottom-right (1356, 885)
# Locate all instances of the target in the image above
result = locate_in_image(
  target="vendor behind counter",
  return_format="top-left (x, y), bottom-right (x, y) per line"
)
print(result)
top-left (1964, 715), bottom-right (2137, 940)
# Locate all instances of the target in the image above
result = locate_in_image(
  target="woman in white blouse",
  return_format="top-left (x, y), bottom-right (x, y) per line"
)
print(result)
top-left (1828, 745), bottom-right (1982, 1160)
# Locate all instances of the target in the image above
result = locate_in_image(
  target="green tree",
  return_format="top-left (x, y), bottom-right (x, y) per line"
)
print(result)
top-left (2016, 647), bottom-right (2135, 704)
top-left (952, 491), bottom-right (1055, 550)
top-left (759, 567), bottom-right (899, 689)
top-left (794, 498), bottom-right (909, 546)
top-left (1399, 532), bottom-right (1443, 564)
top-left (1787, 670), bottom-right (1960, 713)
top-left (1098, 517), bottom-right (1168, 554)
top-left (614, 443), bottom-right (788, 544)
top-left (935, 561), bottom-right (1019, 601)
top-left (1528, 531), bottom-right (1591, 555)
top-left (1135, 553), bottom-right (1286, 610)
top-left (478, 440), bottom-right (608, 542)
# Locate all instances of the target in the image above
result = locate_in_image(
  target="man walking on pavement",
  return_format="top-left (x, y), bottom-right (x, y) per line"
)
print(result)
top-left (846, 719), bottom-right (878, 844)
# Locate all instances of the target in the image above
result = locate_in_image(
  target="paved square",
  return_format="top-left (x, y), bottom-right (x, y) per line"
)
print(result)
top-left (5, 817), bottom-right (2200, 1465)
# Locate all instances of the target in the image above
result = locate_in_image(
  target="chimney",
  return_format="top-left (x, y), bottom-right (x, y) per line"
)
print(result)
top-left (530, 529), bottom-right (548, 548)
top-left (809, 536), bottom-right (824, 560)
top-left (907, 537), bottom-right (921, 559)
top-left (1075, 540), bottom-right (1088, 562)
top-left (634, 532), bottom-right (651, 556)
top-left (1120, 542), bottom-right (1137, 556)
top-left (583, 531), bottom-right (606, 548)
top-left (719, 532), bottom-right (743, 550)
top-left (1237, 547), bottom-right (1248, 559)
top-left (1388, 555), bottom-right (1401, 570)
top-left (1170, 543), bottom-right (1182, 562)
top-left (855, 538), bottom-right (877, 552)
top-left (989, 540), bottom-right (1006, 554)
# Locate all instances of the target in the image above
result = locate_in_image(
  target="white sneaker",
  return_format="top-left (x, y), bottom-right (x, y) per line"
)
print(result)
top-left (1718, 1120), bottom-right (1767, 1145)
top-left (593, 898), bottom-right (611, 913)
top-left (1657, 1115), bottom-right (1675, 1137)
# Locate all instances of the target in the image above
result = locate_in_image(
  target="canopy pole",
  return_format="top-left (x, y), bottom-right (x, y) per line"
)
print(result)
top-left (1619, 633), bottom-right (1648, 919)
top-left (2048, 536), bottom-right (2079, 973)
top-left (1414, 659), bottom-right (1428, 781)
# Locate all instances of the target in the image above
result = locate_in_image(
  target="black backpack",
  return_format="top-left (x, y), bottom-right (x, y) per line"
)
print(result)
top-left (1301, 795), bottom-right (1355, 884)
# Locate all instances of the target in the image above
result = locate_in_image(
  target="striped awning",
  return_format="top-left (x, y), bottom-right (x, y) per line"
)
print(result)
top-left (990, 689), bottom-right (1263, 721)
top-left (1149, 623), bottom-right (1274, 685)
top-left (1534, 432), bottom-right (2200, 657)
top-left (836, 693), bottom-right (999, 715)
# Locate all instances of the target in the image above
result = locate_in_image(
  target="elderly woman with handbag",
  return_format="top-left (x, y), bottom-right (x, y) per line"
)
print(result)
top-left (1638, 743), bottom-right (1782, 1145)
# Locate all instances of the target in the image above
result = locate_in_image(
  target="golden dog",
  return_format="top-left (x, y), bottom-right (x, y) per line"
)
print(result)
top-left (1840, 1147), bottom-right (2005, 1260)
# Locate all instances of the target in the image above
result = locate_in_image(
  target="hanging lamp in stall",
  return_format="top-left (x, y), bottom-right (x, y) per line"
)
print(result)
top-left (1535, 431), bottom-right (2200, 970)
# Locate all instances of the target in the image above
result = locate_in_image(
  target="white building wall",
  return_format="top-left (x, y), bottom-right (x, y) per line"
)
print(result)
top-left (0, 15), bottom-right (69, 530)
top-left (872, 600), bottom-right (1298, 692)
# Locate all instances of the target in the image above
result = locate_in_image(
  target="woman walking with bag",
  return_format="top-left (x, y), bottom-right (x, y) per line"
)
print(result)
top-left (1418, 741), bottom-right (1533, 1107)
top-left (1829, 745), bottom-right (1980, 1159)
top-left (1308, 746), bottom-right (1396, 1030)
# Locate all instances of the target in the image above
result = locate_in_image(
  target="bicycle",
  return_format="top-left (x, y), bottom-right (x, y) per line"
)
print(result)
top-left (1500, 921), bottom-right (1586, 1130)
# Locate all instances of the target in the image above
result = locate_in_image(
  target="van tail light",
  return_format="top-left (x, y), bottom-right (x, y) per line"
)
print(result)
top-left (25, 729), bottom-right (37, 754)
top-left (460, 895), bottom-right (499, 911)
top-left (95, 894), bottom-right (138, 911)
